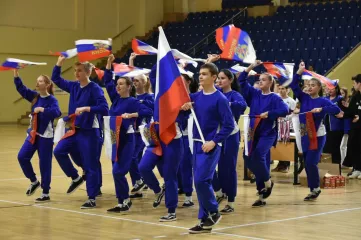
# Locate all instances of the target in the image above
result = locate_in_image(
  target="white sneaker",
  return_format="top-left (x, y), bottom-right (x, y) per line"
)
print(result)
top-left (348, 171), bottom-right (361, 179)
top-left (358, 175), bottom-right (361, 180)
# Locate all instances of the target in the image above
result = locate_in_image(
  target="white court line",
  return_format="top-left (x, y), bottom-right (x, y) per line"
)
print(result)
top-left (214, 206), bottom-right (361, 231)
top-left (0, 173), bottom-right (112, 182)
top-left (0, 199), bottom-right (266, 240)
top-left (153, 236), bottom-right (166, 238)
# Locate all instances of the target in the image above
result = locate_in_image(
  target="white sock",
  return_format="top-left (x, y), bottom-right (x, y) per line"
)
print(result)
top-left (73, 176), bottom-right (81, 182)
top-left (32, 180), bottom-right (39, 185)
top-left (185, 196), bottom-right (192, 202)
top-left (228, 202), bottom-right (234, 208)
top-left (42, 193), bottom-right (49, 197)
top-left (136, 179), bottom-right (143, 185)
top-left (313, 187), bottom-right (320, 192)
top-left (265, 180), bottom-right (272, 188)
top-left (216, 190), bottom-right (223, 198)
top-left (123, 198), bottom-right (130, 204)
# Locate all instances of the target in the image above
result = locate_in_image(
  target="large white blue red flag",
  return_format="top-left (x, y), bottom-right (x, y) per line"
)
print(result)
top-left (263, 62), bottom-right (294, 86)
top-left (155, 26), bottom-right (190, 145)
top-left (49, 48), bottom-right (78, 59)
top-left (75, 38), bottom-right (112, 62)
top-left (103, 116), bottom-right (123, 161)
top-left (302, 70), bottom-right (338, 89)
top-left (216, 24), bottom-right (234, 51)
top-left (230, 63), bottom-right (257, 75)
top-left (217, 25), bottom-right (256, 64)
top-left (0, 58), bottom-right (47, 71)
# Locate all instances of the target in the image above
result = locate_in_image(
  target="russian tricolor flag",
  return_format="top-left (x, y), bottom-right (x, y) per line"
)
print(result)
top-left (49, 48), bottom-right (78, 59)
top-left (216, 24), bottom-right (234, 51)
top-left (217, 25), bottom-right (256, 64)
top-left (103, 116), bottom-right (123, 161)
top-left (132, 39), bottom-right (158, 55)
top-left (113, 63), bottom-right (151, 78)
top-left (155, 27), bottom-right (190, 145)
top-left (75, 38), bottom-right (112, 62)
top-left (263, 62), bottom-right (294, 86)
top-left (302, 70), bottom-right (337, 89)
top-left (230, 63), bottom-right (257, 75)
top-left (0, 58), bottom-right (47, 71)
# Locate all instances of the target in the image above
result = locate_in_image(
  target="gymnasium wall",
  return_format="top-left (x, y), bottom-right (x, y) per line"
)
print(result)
top-left (327, 45), bottom-right (361, 91)
top-left (0, 0), bottom-right (164, 123)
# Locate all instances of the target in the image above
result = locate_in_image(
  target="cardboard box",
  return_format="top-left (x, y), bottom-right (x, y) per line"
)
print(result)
top-left (299, 163), bottom-right (344, 189)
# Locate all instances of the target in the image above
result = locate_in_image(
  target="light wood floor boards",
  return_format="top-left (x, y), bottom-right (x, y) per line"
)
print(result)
top-left (0, 125), bottom-right (361, 240)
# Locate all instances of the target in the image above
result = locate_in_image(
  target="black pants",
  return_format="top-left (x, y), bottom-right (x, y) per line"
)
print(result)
top-left (343, 129), bottom-right (361, 171)
top-left (323, 131), bottom-right (344, 164)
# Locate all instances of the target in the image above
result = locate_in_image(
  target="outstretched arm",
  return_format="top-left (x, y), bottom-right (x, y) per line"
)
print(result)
top-left (13, 70), bottom-right (37, 102)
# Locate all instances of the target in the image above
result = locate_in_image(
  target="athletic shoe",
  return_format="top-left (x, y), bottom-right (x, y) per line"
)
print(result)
top-left (252, 199), bottom-right (266, 207)
top-left (260, 181), bottom-right (274, 199)
top-left (67, 177), bottom-right (84, 195)
top-left (130, 192), bottom-right (143, 199)
top-left (107, 201), bottom-right (132, 213)
top-left (220, 205), bottom-right (234, 214)
top-left (26, 181), bottom-right (40, 196)
top-left (216, 194), bottom-right (227, 205)
top-left (203, 212), bottom-right (222, 229)
top-left (153, 186), bottom-right (165, 208)
top-left (304, 190), bottom-right (321, 201)
top-left (131, 181), bottom-right (146, 193)
top-left (80, 199), bottom-right (96, 209)
top-left (348, 171), bottom-right (361, 179)
top-left (182, 200), bottom-right (194, 208)
top-left (159, 213), bottom-right (177, 222)
top-left (35, 194), bottom-right (50, 203)
top-left (189, 222), bottom-right (211, 234)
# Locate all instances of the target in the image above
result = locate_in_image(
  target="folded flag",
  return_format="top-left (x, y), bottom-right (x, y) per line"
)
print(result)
top-left (103, 116), bottom-right (123, 161)
top-left (217, 25), bottom-right (256, 64)
top-left (0, 58), bottom-right (47, 71)
top-left (113, 63), bottom-right (151, 78)
top-left (26, 113), bottom-right (38, 145)
top-left (94, 68), bottom-right (105, 80)
top-left (302, 70), bottom-right (337, 89)
top-left (242, 115), bottom-right (261, 156)
top-left (53, 114), bottom-right (76, 144)
top-left (49, 48), bottom-right (78, 59)
top-left (292, 112), bottom-right (318, 152)
top-left (132, 39), bottom-right (158, 55)
top-left (155, 26), bottom-right (191, 144)
top-left (263, 62), bottom-right (294, 87)
top-left (75, 38), bottom-right (112, 62)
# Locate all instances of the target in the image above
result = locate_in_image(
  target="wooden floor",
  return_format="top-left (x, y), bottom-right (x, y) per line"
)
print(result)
top-left (1, 125), bottom-right (361, 240)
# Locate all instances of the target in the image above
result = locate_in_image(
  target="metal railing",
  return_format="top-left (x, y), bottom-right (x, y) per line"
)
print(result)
top-left (185, 7), bottom-right (248, 56)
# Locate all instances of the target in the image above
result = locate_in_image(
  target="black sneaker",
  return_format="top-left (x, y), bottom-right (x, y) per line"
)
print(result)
top-left (131, 182), bottom-right (146, 193)
top-left (107, 201), bottom-right (132, 213)
top-left (143, 185), bottom-right (149, 190)
top-left (220, 205), bottom-right (234, 214)
top-left (304, 190), bottom-right (321, 201)
top-left (189, 222), bottom-right (212, 234)
top-left (159, 213), bottom-right (177, 222)
top-left (130, 192), bottom-right (143, 199)
top-left (252, 199), bottom-right (266, 208)
top-left (216, 194), bottom-right (227, 205)
top-left (35, 194), bottom-right (50, 203)
top-left (26, 181), bottom-right (40, 196)
top-left (203, 212), bottom-right (222, 229)
top-left (260, 181), bottom-right (274, 199)
top-left (80, 199), bottom-right (96, 209)
top-left (67, 177), bottom-right (84, 195)
top-left (153, 186), bottom-right (165, 208)
top-left (182, 200), bottom-right (194, 208)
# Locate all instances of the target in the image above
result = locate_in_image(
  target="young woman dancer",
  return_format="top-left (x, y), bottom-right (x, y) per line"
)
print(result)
top-left (14, 69), bottom-right (61, 202)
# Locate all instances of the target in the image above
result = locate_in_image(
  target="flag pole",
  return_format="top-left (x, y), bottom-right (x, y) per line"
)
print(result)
top-left (190, 108), bottom-right (205, 144)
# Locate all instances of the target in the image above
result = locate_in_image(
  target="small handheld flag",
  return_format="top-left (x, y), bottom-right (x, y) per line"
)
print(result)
top-left (113, 63), bottom-right (151, 78)
top-left (0, 58), bottom-right (47, 71)
top-left (75, 38), bottom-right (112, 62)
top-left (132, 39), bottom-right (158, 55)
top-left (302, 70), bottom-right (337, 89)
top-left (49, 48), bottom-right (77, 59)
top-left (263, 62), bottom-right (294, 87)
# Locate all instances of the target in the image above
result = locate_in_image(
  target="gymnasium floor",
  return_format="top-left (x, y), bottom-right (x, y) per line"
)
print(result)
top-left (1, 125), bottom-right (361, 240)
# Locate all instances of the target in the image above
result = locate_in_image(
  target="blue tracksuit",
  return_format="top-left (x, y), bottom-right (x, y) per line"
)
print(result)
top-left (104, 69), bottom-right (152, 203)
top-left (290, 74), bottom-right (341, 190)
top-left (190, 90), bottom-right (234, 220)
top-left (52, 65), bottom-right (108, 199)
top-left (212, 90), bottom-right (247, 202)
top-left (15, 77), bottom-right (61, 194)
top-left (239, 71), bottom-right (288, 193)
